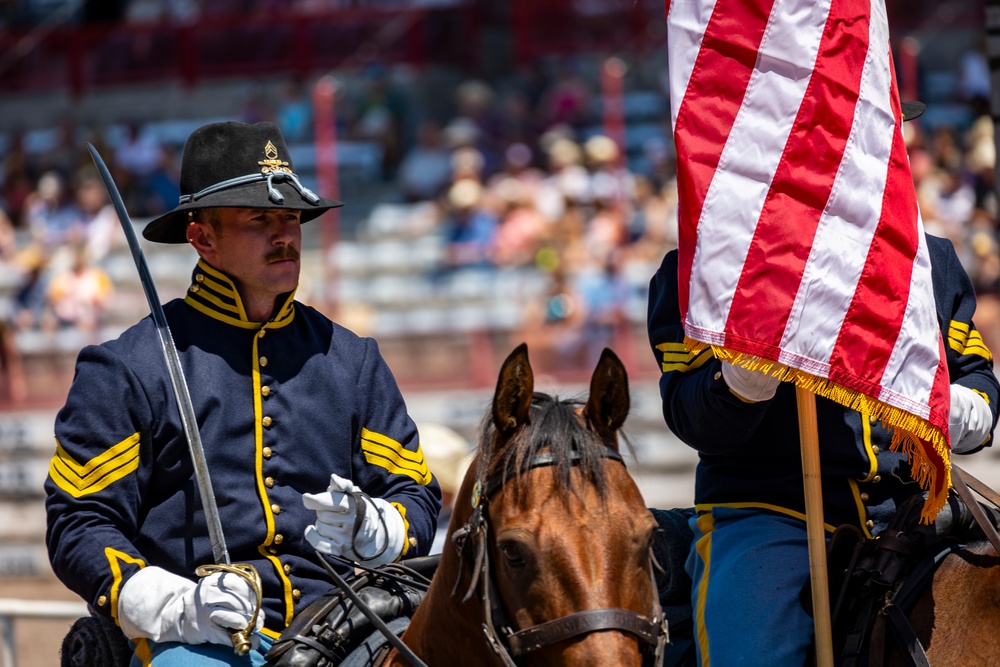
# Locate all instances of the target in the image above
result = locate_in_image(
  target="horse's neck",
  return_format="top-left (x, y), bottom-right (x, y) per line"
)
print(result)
top-left (399, 551), bottom-right (493, 661)
top-left (390, 484), bottom-right (500, 665)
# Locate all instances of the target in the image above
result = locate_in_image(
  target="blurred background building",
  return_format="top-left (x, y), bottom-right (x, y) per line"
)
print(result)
top-left (0, 0), bottom-right (996, 664)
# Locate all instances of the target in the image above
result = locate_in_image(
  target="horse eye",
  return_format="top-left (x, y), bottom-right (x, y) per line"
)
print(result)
top-left (499, 541), bottom-right (527, 568)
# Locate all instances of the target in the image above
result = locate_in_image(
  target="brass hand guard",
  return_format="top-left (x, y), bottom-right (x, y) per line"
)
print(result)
top-left (195, 563), bottom-right (264, 656)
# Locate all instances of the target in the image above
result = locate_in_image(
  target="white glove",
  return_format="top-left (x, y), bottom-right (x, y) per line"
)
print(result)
top-left (949, 384), bottom-right (993, 454)
top-left (118, 566), bottom-right (263, 647)
top-left (302, 473), bottom-right (406, 566)
top-left (721, 360), bottom-right (781, 402)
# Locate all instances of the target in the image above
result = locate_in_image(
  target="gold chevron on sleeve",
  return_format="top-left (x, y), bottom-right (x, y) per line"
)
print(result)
top-left (948, 321), bottom-right (993, 361)
top-left (656, 341), bottom-right (713, 373)
top-left (49, 433), bottom-right (141, 498)
top-left (360, 428), bottom-right (432, 485)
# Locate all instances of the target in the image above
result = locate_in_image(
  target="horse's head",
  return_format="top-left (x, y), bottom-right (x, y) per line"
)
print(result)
top-left (458, 343), bottom-right (664, 667)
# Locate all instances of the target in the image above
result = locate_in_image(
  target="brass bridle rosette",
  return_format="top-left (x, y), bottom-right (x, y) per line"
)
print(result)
top-left (195, 563), bottom-right (264, 656)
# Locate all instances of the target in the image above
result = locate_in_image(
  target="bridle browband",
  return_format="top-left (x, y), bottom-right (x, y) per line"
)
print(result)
top-left (452, 445), bottom-right (669, 667)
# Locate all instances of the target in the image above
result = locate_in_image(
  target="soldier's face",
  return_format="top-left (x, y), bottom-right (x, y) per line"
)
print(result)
top-left (189, 207), bottom-right (302, 309)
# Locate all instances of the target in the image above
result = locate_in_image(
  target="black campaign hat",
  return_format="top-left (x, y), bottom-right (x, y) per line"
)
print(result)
top-left (143, 121), bottom-right (344, 243)
top-left (901, 101), bottom-right (926, 122)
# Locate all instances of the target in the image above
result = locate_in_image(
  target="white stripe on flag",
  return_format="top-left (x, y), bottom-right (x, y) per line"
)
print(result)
top-left (666, 0), bottom-right (719, 125)
top-left (687, 0), bottom-right (832, 338)
top-left (779, 8), bottom-right (893, 372)
top-left (879, 227), bottom-right (937, 418)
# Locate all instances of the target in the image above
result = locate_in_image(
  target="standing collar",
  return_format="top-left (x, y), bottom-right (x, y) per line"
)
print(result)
top-left (183, 258), bottom-right (296, 329)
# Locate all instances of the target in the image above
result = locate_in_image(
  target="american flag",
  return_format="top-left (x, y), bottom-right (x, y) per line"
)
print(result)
top-left (666, 0), bottom-right (951, 520)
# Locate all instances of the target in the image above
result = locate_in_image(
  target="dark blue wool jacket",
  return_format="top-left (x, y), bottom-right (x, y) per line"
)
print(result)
top-left (45, 259), bottom-right (441, 636)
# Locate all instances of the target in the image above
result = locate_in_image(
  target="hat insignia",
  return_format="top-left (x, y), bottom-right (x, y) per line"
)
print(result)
top-left (258, 140), bottom-right (292, 175)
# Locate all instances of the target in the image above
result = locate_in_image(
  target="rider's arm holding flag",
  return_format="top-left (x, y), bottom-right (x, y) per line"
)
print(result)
top-left (646, 249), bottom-right (776, 454)
top-left (929, 234), bottom-right (999, 453)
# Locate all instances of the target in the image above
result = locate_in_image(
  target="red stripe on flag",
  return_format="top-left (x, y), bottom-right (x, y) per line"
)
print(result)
top-left (673, 0), bottom-right (774, 319)
top-left (725, 0), bottom-right (871, 357)
top-left (930, 334), bottom-right (951, 442)
top-left (828, 75), bottom-right (917, 392)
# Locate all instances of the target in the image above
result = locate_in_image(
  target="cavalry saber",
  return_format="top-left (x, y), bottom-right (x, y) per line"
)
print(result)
top-left (86, 143), bottom-right (229, 565)
top-left (88, 144), bottom-right (259, 655)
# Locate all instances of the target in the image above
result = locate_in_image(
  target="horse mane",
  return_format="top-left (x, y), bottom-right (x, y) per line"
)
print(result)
top-left (476, 391), bottom-right (630, 501)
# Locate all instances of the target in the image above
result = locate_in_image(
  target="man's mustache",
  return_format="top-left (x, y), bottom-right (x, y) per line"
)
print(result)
top-left (265, 246), bottom-right (300, 263)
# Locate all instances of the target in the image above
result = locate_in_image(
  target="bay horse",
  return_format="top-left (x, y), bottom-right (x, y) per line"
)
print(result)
top-left (883, 539), bottom-right (1000, 666)
top-left (383, 343), bottom-right (667, 666)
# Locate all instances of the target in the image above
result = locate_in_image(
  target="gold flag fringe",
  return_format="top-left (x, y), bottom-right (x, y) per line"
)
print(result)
top-left (688, 338), bottom-right (951, 524)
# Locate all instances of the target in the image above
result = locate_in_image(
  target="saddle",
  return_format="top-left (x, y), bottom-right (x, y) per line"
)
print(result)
top-left (819, 487), bottom-right (1000, 667)
top-left (264, 555), bottom-right (438, 667)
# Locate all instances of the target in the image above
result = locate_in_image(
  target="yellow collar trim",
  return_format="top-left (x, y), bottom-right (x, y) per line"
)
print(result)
top-left (184, 259), bottom-right (296, 329)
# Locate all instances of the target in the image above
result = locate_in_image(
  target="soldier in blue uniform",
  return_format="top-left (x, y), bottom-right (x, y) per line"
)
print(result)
top-left (648, 228), bottom-right (1000, 666)
top-left (44, 121), bottom-right (442, 666)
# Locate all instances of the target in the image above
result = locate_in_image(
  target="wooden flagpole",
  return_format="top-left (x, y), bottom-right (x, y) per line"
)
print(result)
top-left (797, 385), bottom-right (834, 667)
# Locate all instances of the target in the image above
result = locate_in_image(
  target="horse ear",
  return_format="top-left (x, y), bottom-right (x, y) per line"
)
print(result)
top-left (584, 348), bottom-right (630, 442)
top-left (493, 343), bottom-right (534, 436)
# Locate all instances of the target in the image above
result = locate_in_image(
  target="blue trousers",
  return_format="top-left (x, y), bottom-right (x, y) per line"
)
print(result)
top-left (129, 632), bottom-right (274, 667)
top-left (686, 507), bottom-right (818, 667)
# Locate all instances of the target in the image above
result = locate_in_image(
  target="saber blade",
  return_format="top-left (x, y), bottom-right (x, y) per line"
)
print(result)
top-left (87, 143), bottom-right (230, 566)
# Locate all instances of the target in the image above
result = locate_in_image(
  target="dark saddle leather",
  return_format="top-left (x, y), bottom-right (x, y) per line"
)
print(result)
top-left (265, 556), bottom-right (437, 667)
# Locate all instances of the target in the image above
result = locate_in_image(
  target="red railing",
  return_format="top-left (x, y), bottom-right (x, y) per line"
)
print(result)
top-left (0, 1), bottom-right (670, 100)
top-left (0, 6), bottom-right (482, 97)
top-left (511, 0), bottom-right (663, 65)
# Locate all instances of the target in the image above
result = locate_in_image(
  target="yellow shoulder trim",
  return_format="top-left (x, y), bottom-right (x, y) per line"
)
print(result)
top-left (49, 433), bottom-right (140, 498)
top-left (360, 428), bottom-right (432, 486)
top-left (104, 547), bottom-right (146, 627)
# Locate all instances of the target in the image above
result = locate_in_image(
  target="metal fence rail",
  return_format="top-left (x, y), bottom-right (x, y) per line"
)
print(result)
top-left (0, 598), bottom-right (88, 667)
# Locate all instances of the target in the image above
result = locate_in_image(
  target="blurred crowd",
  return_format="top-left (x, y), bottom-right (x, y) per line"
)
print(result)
top-left (0, 53), bottom-right (998, 401)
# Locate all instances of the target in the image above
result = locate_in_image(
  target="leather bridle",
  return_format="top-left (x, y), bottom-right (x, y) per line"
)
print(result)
top-left (451, 446), bottom-right (669, 667)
